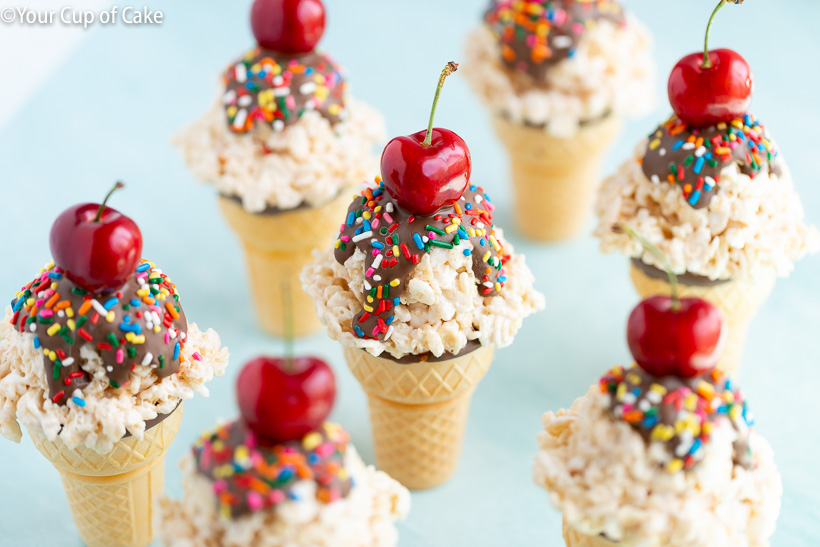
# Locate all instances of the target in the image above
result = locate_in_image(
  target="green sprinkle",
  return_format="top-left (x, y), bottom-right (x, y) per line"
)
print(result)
top-left (71, 287), bottom-right (88, 296)
top-left (384, 284), bottom-right (389, 299)
top-left (339, 242), bottom-right (346, 251)
top-left (127, 347), bottom-right (136, 358)
top-left (62, 335), bottom-right (74, 345)
top-left (148, 277), bottom-right (163, 284)
top-left (380, 228), bottom-right (388, 235)
top-left (159, 355), bottom-right (165, 369)
top-left (684, 155), bottom-right (694, 167)
top-left (369, 287), bottom-right (377, 298)
top-left (53, 364), bottom-right (60, 379)
top-left (58, 327), bottom-right (69, 336)
top-left (123, 304), bottom-right (130, 311)
top-left (453, 234), bottom-right (460, 246)
top-left (426, 225), bottom-right (446, 236)
top-left (669, 163), bottom-right (677, 174)
top-left (38, 317), bottom-right (53, 324)
top-left (107, 333), bottom-right (120, 347)
top-left (110, 380), bottom-right (120, 389)
top-left (424, 243), bottom-right (431, 253)
top-left (430, 240), bottom-right (454, 249)
top-left (708, 160), bottom-right (719, 167)
top-left (26, 316), bottom-right (36, 325)
top-left (76, 316), bottom-right (87, 328)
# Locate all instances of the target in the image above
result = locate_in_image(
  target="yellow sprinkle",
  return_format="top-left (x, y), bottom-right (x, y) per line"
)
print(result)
top-left (389, 279), bottom-right (400, 287)
top-left (495, 282), bottom-right (502, 292)
top-left (666, 459), bottom-right (684, 473)
top-left (468, 229), bottom-right (476, 237)
top-left (50, 282), bottom-right (57, 291)
top-left (132, 335), bottom-right (146, 344)
top-left (302, 432), bottom-right (322, 451)
top-left (649, 139), bottom-right (661, 150)
top-left (684, 394), bottom-right (698, 411)
top-left (153, 326), bottom-right (161, 333)
top-left (65, 308), bottom-right (74, 318)
top-left (393, 245), bottom-right (400, 257)
top-left (445, 224), bottom-right (458, 234)
top-left (136, 288), bottom-right (150, 297)
top-left (374, 206), bottom-right (382, 213)
top-left (616, 382), bottom-right (627, 401)
top-left (106, 311), bottom-right (115, 323)
top-left (626, 373), bottom-right (642, 385)
top-left (482, 251), bottom-right (491, 262)
top-left (651, 424), bottom-right (675, 442)
top-left (47, 324), bottom-right (61, 336)
top-left (334, 240), bottom-right (341, 249)
top-left (67, 319), bottom-right (76, 331)
top-left (362, 211), bottom-right (371, 220)
top-left (234, 445), bottom-right (249, 462)
top-left (649, 383), bottom-right (668, 396)
top-left (363, 304), bottom-right (374, 313)
top-left (366, 296), bottom-right (373, 303)
top-left (48, 350), bottom-right (57, 362)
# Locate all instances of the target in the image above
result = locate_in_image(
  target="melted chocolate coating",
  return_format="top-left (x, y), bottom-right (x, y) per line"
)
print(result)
top-left (9, 262), bottom-right (187, 405)
top-left (484, 0), bottom-right (624, 82)
top-left (631, 258), bottom-right (730, 287)
top-left (641, 115), bottom-right (782, 209)
top-left (601, 365), bottom-right (753, 472)
top-left (193, 420), bottom-right (352, 519)
top-left (334, 183), bottom-right (506, 341)
top-left (222, 48), bottom-right (346, 134)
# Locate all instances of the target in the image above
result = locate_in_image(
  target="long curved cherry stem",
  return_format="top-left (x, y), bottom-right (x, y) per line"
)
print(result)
top-left (422, 62), bottom-right (459, 147)
top-left (613, 224), bottom-right (680, 311)
top-left (702, 0), bottom-right (743, 68)
top-left (94, 182), bottom-right (125, 222)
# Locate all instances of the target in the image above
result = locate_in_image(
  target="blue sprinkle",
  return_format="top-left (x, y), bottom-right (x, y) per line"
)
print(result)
top-left (479, 238), bottom-right (486, 246)
top-left (465, 204), bottom-right (472, 210)
top-left (672, 140), bottom-right (684, 151)
top-left (354, 325), bottom-right (365, 337)
top-left (308, 453), bottom-right (320, 464)
top-left (412, 233), bottom-right (424, 250)
top-left (693, 157), bottom-right (705, 174)
top-left (744, 114), bottom-right (752, 127)
top-left (119, 323), bottom-right (143, 335)
top-left (688, 191), bottom-right (701, 206)
top-left (463, 249), bottom-right (472, 257)
top-left (363, 219), bottom-right (371, 231)
top-left (642, 415), bottom-right (658, 428)
top-left (688, 438), bottom-right (702, 455)
top-left (103, 298), bottom-right (118, 310)
top-left (484, 193), bottom-right (492, 202)
top-left (355, 227), bottom-right (364, 236)
top-left (469, 185), bottom-right (476, 192)
top-left (12, 298), bottom-right (24, 312)
top-left (704, 152), bottom-right (713, 160)
top-left (278, 468), bottom-right (293, 482)
top-left (130, 299), bottom-right (141, 307)
top-left (386, 315), bottom-right (394, 325)
top-left (72, 396), bottom-right (86, 407)
top-left (33, 336), bottom-right (41, 349)
top-left (568, 48), bottom-right (576, 58)
top-left (393, 297), bottom-right (400, 307)
top-left (372, 189), bottom-right (383, 196)
top-left (48, 272), bottom-right (62, 279)
top-left (371, 241), bottom-right (384, 249)
top-left (457, 227), bottom-right (469, 239)
top-left (497, 276), bottom-right (507, 282)
top-left (346, 212), bottom-right (355, 227)
top-left (174, 342), bottom-right (180, 360)
top-left (287, 491), bottom-right (299, 501)
top-left (137, 263), bottom-right (151, 273)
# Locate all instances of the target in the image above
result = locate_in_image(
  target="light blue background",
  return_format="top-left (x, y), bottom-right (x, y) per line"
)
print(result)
top-left (1, 1), bottom-right (818, 545)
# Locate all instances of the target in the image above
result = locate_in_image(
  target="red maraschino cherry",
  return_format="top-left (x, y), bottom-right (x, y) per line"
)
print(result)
top-left (50, 182), bottom-right (143, 293)
top-left (668, 0), bottom-right (752, 128)
top-left (615, 225), bottom-right (725, 378)
top-left (236, 355), bottom-right (336, 443)
top-left (381, 62), bottom-right (471, 216)
top-left (251, 0), bottom-right (326, 54)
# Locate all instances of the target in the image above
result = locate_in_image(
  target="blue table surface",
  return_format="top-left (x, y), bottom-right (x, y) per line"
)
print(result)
top-left (0, 1), bottom-right (818, 545)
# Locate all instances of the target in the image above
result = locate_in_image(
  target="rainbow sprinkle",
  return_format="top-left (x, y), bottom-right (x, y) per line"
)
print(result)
top-left (193, 421), bottom-right (352, 519)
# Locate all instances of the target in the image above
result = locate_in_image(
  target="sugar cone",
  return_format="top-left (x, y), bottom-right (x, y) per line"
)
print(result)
top-left (343, 345), bottom-right (493, 490)
top-left (29, 405), bottom-right (183, 547)
top-left (219, 192), bottom-right (353, 337)
top-left (629, 263), bottom-right (776, 377)
top-left (562, 518), bottom-right (619, 547)
top-left (491, 114), bottom-right (622, 242)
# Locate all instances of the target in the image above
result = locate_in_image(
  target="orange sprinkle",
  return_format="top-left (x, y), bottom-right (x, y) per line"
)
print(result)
top-left (78, 300), bottom-right (92, 316)
top-left (165, 302), bottom-right (180, 320)
top-left (54, 300), bottom-right (71, 311)
top-left (623, 410), bottom-right (643, 423)
top-left (45, 293), bottom-right (60, 309)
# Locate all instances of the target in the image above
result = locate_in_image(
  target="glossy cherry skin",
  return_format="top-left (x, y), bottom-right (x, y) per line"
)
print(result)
top-left (668, 48), bottom-right (753, 128)
top-left (236, 356), bottom-right (336, 443)
top-left (50, 204), bottom-right (142, 293)
top-left (380, 128), bottom-right (471, 216)
top-left (251, 0), bottom-right (326, 54)
top-left (627, 296), bottom-right (725, 378)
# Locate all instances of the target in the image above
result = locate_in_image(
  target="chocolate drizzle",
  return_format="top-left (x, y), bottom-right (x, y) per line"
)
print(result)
top-left (222, 48), bottom-right (346, 134)
top-left (631, 258), bottom-right (729, 287)
top-left (193, 420), bottom-right (352, 519)
top-left (600, 365), bottom-right (754, 473)
top-left (484, 0), bottom-right (625, 82)
top-left (641, 114), bottom-right (781, 209)
top-left (9, 261), bottom-right (187, 405)
top-left (334, 182), bottom-right (507, 341)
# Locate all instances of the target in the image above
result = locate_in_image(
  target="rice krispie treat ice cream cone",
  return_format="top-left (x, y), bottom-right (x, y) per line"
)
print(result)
top-left (0, 185), bottom-right (229, 547)
top-left (534, 276), bottom-right (782, 547)
top-left (175, 0), bottom-right (386, 337)
top-left (158, 354), bottom-right (410, 547)
top-left (463, 0), bottom-right (655, 241)
top-left (302, 64), bottom-right (544, 489)
top-left (595, 1), bottom-right (819, 375)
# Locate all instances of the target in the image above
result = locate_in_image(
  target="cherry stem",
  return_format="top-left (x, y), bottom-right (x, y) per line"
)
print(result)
top-left (613, 224), bottom-right (680, 311)
top-left (94, 182), bottom-right (125, 222)
top-left (702, 0), bottom-right (740, 68)
top-left (422, 62), bottom-right (459, 147)
top-left (283, 278), bottom-right (294, 372)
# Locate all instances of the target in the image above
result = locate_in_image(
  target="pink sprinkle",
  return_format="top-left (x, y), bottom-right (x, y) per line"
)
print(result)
top-left (247, 491), bottom-right (264, 511)
top-left (339, 224), bottom-right (345, 233)
top-left (212, 479), bottom-right (227, 494)
top-left (572, 22), bottom-right (584, 34)
top-left (485, 201), bottom-right (496, 212)
top-left (315, 442), bottom-right (335, 458)
top-left (192, 352), bottom-right (202, 361)
top-left (371, 219), bottom-right (380, 229)
top-left (427, 231), bottom-right (436, 239)
top-left (340, 235), bottom-right (350, 242)
top-left (164, 332), bottom-right (170, 344)
top-left (365, 267), bottom-right (375, 278)
top-left (383, 213), bottom-right (394, 224)
top-left (40, 309), bottom-right (53, 318)
top-left (372, 249), bottom-right (380, 257)
top-left (371, 325), bottom-right (380, 336)
top-left (35, 299), bottom-right (45, 307)
top-left (270, 490), bottom-right (285, 504)
top-left (116, 349), bottom-right (124, 364)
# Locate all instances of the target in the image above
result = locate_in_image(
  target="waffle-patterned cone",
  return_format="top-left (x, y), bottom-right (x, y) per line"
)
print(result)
top-left (343, 345), bottom-right (494, 490)
top-left (562, 518), bottom-right (618, 547)
top-left (29, 405), bottom-right (183, 547)
top-left (219, 191), bottom-right (354, 337)
top-left (630, 263), bottom-right (777, 377)
top-left (491, 114), bottom-right (622, 242)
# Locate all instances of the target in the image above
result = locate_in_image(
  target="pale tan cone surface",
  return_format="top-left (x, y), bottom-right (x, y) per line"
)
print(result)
top-left (344, 345), bottom-right (494, 490)
top-left (563, 518), bottom-right (619, 547)
top-left (491, 114), bottom-right (622, 242)
top-left (29, 404), bottom-right (184, 547)
top-left (629, 263), bottom-right (777, 377)
top-left (219, 191), bottom-right (354, 337)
